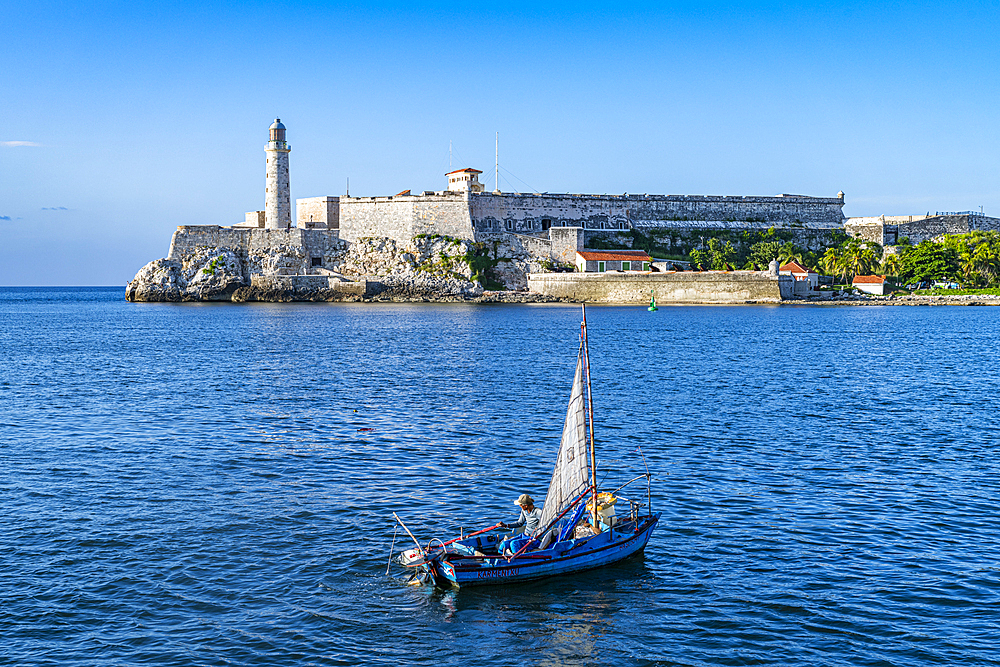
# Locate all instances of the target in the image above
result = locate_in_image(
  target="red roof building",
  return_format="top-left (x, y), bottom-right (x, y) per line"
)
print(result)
top-left (852, 274), bottom-right (888, 295)
top-left (446, 168), bottom-right (485, 193)
top-left (575, 249), bottom-right (652, 273)
top-left (779, 261), bottom-right (819, 292)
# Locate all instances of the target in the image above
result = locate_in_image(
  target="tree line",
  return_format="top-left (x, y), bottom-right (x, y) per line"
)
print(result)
top-left (686, 230), bottom-right (1000, 288)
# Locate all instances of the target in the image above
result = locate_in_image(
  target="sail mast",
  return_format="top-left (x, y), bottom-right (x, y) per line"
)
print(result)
top-left (581, 303), bottom-right (599, 531)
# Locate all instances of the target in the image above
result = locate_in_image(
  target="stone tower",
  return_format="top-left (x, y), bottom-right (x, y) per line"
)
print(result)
top-left (264, 118), bottom-right (291, 229)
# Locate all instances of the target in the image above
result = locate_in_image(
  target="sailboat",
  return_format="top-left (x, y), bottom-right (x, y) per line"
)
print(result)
top-left (393, 305), bottom-right (660, 587)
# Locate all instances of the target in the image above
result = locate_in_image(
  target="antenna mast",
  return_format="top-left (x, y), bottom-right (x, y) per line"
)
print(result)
top-left (449, 140), bottom-right (452, 169)
top-left (495, 132), bottom-right (499, 192)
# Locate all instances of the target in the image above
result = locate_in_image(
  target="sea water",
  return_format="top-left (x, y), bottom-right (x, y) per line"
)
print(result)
top-left (2, 287), bottom-right (999, 666)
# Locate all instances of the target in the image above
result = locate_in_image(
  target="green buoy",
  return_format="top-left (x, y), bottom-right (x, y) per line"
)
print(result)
top-left (648, 290), bottom-right (657, 312)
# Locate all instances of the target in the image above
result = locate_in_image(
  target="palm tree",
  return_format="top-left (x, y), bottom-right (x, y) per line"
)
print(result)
top-left (882, 252), bottom-right (903, 279)
top-left (975, 242), bottom-right (1000, 286)
top-left (819, 247), bottom-right (848, 285)
top-left (776, 244), bottom-right (803, 267)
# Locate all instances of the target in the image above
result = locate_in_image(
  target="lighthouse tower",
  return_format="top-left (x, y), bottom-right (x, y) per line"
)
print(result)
top-left (264, 118), bottom-right (291, 229)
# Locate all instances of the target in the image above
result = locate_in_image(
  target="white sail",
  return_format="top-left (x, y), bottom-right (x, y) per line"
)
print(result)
top-left (538, 350), bottom-right (591, 532)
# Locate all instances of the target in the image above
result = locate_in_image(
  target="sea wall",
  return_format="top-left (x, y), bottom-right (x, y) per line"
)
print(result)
top-left (527, 271), bottom-right (793, 303)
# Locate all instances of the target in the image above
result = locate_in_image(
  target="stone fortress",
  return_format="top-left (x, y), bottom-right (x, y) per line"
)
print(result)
top-left (125, 119), bottom-right (1000, 302)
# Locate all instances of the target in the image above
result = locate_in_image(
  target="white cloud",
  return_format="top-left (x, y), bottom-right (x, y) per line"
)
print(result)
top-left (42, 207), bottom-right (68, 211)
top-left (0, 215), bottom-right (11, 221)
top-left (2, 141), bottom-right (41, 147)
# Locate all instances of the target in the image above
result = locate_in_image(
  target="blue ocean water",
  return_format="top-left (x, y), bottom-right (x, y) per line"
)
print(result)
top-left (2, 287), bottom-right (999, 666)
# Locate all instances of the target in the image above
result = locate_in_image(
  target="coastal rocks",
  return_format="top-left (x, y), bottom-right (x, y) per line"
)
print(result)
top-left (331, 236), bottom-right (485, 299)
top-left (230, 285), bottom-right (363, 303)
top-left (183, 249), bottom-right (245, 300)
top-left (368, 273), bottom-right (483, 301)
top-left (126, 250), bottom-right (246, 302)
top-left (332, 235), bottom-right (480, 282)
top-left (125, 229), bottom-right (536, 303)
top-left (125, 259), bottom-right (185, 301)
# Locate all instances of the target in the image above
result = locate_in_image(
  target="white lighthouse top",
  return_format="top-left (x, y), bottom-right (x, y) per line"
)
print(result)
top-left (267, 118), bottom-right (288, 148)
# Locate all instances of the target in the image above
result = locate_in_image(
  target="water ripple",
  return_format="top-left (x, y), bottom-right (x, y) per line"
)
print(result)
top-left (3, 289), bottom-right (1000, 665)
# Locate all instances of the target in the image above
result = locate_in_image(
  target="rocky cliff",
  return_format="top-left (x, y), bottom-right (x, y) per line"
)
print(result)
top-left (125, 229), bottom-right (546, 302)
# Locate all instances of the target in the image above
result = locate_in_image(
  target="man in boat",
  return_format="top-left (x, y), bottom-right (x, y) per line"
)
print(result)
top-left (501, 494), bottom-right (543, 535)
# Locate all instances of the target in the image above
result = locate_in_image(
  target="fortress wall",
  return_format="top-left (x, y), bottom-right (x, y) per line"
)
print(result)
top-left (338, 194), bottom-right (474, 243)
top-left (470, 193), bottom-right (845, 235)
top-left (169, 226), bottom-right (251, 261)
top-left (846, 214), bottom-right (1000, 246)
top-left (296, 196), bottom-right (339, 229)
top-left (843, 221), bottom-right (887, 245)
top-left (338, 198), bottom-right (415, 244)
top-left (412, 197), bottom-right (475, 240)
top-left (549, 227), bottom-right (584, 264)
top-left (527, 271), bottom-right (793, 303)
top-left (897, 214), bottom-right (1000, 243)
top-left (167, 226), bottom-right (345, 277)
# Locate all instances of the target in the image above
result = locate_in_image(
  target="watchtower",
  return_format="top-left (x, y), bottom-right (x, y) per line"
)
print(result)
top-left (265, 118), bottom-right (291, 229)
top-left (446, 168), bottom-right (484, 193)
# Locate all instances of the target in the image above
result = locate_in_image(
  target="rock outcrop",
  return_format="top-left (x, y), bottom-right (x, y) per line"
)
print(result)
top-left (125, 231), bottom-right (530, 302)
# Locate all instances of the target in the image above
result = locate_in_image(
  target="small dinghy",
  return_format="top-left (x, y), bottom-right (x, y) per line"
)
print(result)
top-left (391, 305), bottom-right (659, 588)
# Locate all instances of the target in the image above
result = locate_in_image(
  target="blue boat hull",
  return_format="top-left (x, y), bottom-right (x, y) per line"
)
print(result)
top-left (425, 513), bottom-right (660, 588)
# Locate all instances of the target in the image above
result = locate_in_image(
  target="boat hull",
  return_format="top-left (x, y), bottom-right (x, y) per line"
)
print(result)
top-left (428, 513), bottom-right (660, 588)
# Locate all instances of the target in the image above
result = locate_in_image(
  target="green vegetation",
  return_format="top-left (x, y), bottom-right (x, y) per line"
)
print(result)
top-left (689, 238), bottom-right (736, 271)
top-left (414, 235), bottom-right (506, 290)
top-left (201, 255), bottom-right (225, 276)
top-left (466, 243), bottom-right (506, 290)
top-left (818, 238), bottom-right (884, 283)
top-left (539, 258), bottom-right (574, 272)
top-left (912, 287), bottom-right (1000, 296)
top-left (588, 227), bottom-right (849, 268)
top-left (872, 232), bottom-right (1000, 287)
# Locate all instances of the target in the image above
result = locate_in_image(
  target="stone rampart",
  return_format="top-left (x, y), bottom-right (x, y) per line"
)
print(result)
top-left (897, 214), bottom-right (1000, 243)
top-left (549, 227), bottom-right (584, 264)
top-left (470, 192), bottom-right (845, 235)
top-left (846, 214), bottom-right (1000, 245)
top-left (331, 190), bottom-right (846, 246)
top-left (527, 271), bottom-right (793, 303)
top-left (842, 221), bottom-right (886, 245)
top-left (168, 226), bottom-right (346, 276)
top-left (296, 196), bottom-right (339, 230)
top-left (338, 192), bottom-right (475, 244)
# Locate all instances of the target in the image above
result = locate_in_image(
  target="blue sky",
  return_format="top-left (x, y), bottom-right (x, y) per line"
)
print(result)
top-left (2, 0), bottom-right (998, 285)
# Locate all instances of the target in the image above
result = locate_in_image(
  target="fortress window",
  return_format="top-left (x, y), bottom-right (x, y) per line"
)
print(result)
top-left (311, 257), bottom-right (323, 267)
top-left (506, 221), bottom-right (513, 231)
top-left (542, 219), bottom-right (551, 230)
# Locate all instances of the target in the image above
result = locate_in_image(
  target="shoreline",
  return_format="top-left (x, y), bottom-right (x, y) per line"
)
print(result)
top-left (122, 286), bottom-right (1000, 306)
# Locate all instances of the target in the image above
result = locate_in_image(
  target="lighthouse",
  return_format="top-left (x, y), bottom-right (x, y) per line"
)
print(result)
top-left (264, 118), bottom-right (291, 229)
